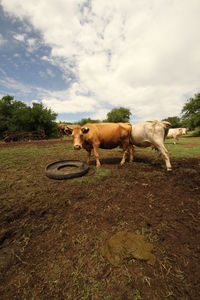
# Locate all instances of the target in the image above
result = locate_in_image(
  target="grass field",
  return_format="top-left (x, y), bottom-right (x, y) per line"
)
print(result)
top-left (0, 135), bottom-right (200, 299)
top-left (136, 135), bottom-right (200, 158)
top-left (0, 135), bottom-right (199, 167)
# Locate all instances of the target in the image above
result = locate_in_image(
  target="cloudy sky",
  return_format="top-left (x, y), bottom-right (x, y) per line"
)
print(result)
top-left (0, 0), bottom-right (199, 123)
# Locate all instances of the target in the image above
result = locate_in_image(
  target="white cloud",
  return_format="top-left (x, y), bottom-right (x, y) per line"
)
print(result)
top-left (39, 70), bottom-right (46, 78)
top-left (26, 37), bottom-right (38, 52)
top-left (13, 33), bottom-right (40, 53)
top-left (41, 55), bottom-right (50, 62)
top-left (1, 0), bottom-right (200, 121)
top-left (0, 67), bottom-right (7, 76)
top-left (13, 33), bottom-right (25, 42)
top-left (41, 82), bottom-right (97, 114)
top-left (0, 76), bottom-right (30, 93)
top-left (46, 68), bottom-right (55, 78)
top-left (0, 74), bottom-right (51, 101)
top-left (13, 53), bottom-right (20, 57)
top-left (0, 33), bottom-right (7, 46)
top-left (90, 108), bottom-right (111, 121)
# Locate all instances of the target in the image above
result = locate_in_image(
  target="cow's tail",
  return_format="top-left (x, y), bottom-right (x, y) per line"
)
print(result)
top-left (130, 135), bottom-right (134, 145)
top-left (162, 121), bottom-right (171, 141)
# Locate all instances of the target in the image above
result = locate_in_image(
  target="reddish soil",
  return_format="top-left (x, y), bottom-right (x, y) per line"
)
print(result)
top-left (0, 139), bottom-right (200, 299)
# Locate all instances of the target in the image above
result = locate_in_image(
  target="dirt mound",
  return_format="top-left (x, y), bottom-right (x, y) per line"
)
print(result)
top-left (102, 231), bottom-right (155, 266)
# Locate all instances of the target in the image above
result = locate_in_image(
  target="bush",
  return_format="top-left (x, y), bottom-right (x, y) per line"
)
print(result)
top-left (191, 127), bottom-right (200, 137)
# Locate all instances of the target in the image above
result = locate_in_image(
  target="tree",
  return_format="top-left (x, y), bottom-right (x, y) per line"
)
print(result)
top-left (0, 95), bottom-right (15, 137)
top-left (0, 95), bottom-right (58, 138)
top-left (162, 116), bottom-right (182, 128)
top-left (78, 118), bottom-right (100, 126)
top-left (9, 100), bottom-right (31, 132)
top-left (181, 93), bottom-right (200, 131)
top-left (105, 107), bottom-right (132, 123)
top-left (28, 102), bottom-right (57, 136)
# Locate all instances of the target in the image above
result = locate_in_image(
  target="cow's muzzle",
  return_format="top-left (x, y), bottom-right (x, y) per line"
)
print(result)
top-left (74, 145), bottom-right (82, 150)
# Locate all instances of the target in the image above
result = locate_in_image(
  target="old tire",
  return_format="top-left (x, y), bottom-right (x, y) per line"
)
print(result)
top-left (45, 160), bottom-right (89, 180)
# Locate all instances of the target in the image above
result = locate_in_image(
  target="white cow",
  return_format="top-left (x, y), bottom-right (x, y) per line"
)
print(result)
top-left (167, 128), bottom-right (188, 144)
top-left (131, 120), bottom-right (172, 171)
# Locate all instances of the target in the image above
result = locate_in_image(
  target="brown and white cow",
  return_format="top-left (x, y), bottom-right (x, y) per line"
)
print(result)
top-left (57, 123), bottom-right (77, 139)
top-left (65, 123), bottom-right (133, 167)
top-left (167, 128), bottom-right (188, 144)
top-left (131, 120), bottom-right (172, 171)
top-left (57, 123), bottom-right (68, 138)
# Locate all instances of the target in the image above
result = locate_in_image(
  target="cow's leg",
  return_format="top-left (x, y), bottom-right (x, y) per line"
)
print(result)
top-left (120, 142), bottom-right (129, 166)
top-left (86, 150), bottom-right (92, 164)
top-left (120, 150), bottom-right (127, 166)
top-left (93, 144), bottom-right (101, 168)
top-left (176, 136), bottom-right (180, 144)
top-left (129, 144), bottom-right (133, 162)
top-left (156, 143), bottom-right (172, 171)
top-left (173, 136), bottom-right (177, 144)
top-left (153, 147), bottom-right (162, 159)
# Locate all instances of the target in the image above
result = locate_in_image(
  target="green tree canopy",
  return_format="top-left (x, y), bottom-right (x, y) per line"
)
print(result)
top-left (0, 95), bottom-right (57, 138)
top-left (105, 107), bottom-right (132, 123)
top-left (28, 102), bottom-right (57, 136)
top-left (0, 95), bottom-right (14, 135)
top-left (162, 116), bottom-right (182, 128)
top-left (181, 93), bottom-right (200, 130)
top-left (78, 117), bottom-right (100, 126)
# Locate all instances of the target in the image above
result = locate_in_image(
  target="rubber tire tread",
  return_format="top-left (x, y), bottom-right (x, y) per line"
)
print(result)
top-left (45, 160), bottom-right (89, 180)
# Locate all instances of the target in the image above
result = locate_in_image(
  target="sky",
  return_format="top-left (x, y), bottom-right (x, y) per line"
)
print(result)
top-left (0, 0), bottom-right (200, 123)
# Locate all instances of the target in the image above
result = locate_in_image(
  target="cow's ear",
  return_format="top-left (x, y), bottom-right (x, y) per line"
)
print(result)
top-left (64, 126), bottom-right (73, 135)
top-left (81, 127), bottom-right (89, 134)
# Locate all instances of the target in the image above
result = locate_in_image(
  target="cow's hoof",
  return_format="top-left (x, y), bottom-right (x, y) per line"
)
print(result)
top-left (167, 168), bottom-right (172, 171)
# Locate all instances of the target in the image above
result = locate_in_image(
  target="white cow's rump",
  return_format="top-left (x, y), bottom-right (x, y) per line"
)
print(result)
top-left (131, 120), bottom-right (172, 171)
top-left (167, 128), bottom-right (188, 144)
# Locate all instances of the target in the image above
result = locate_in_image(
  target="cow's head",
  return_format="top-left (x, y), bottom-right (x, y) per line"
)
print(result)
top-left (64, 126), bottom-right (89, 150)
top-left (181, 128), bottom-right (188, 135)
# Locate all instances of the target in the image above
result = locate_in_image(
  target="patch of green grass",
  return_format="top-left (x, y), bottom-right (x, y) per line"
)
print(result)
top-left (70, 167), bottom-right (111, 184)
top-left (165, 137), bottom-right (200, 157)
top-left (136, 136), bottom-right (200, 158)
top-left (0, 143), bottom-right (74, 168)
top-left (0, 142), bottom-right (72, 156)
top-left (133, 289), bottom-right (142, 300)
top-left (94, 167), bottom-right (111, 180)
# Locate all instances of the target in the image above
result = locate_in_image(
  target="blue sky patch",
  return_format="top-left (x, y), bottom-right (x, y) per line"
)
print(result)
top-left (0, 6), bottom-right (68, 103)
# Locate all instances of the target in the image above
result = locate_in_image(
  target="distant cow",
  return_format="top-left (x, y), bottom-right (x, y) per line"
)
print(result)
top-left (65, 123), bottom-right (133, 167)
top-left (131, 121), bottom-right (172, 171)
top-left (167, 128), bottom-right (188, 144)
top-left (57, 123), bottom-right (67, 138)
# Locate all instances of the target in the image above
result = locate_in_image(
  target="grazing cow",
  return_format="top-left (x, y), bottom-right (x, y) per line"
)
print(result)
top-left (131, 120), bottom-right (172, 171)
top-left (65, 123), bottom-right (133, 167)
top-left (167, 128), bottom-right (188, 144)
top-left (57, 123), bottom-right (68, 138)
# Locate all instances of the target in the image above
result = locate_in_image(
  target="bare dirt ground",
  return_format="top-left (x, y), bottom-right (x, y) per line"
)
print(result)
top-left (0, 139), bottom-right (200, 299)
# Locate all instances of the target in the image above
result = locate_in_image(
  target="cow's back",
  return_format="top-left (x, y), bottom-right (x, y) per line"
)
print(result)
top-left (84, 123), bottom-right (131, 149)
top-left (167, 128), bottom-right (182, 138)
top-left (131, 121), bottom-right (166, 147)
